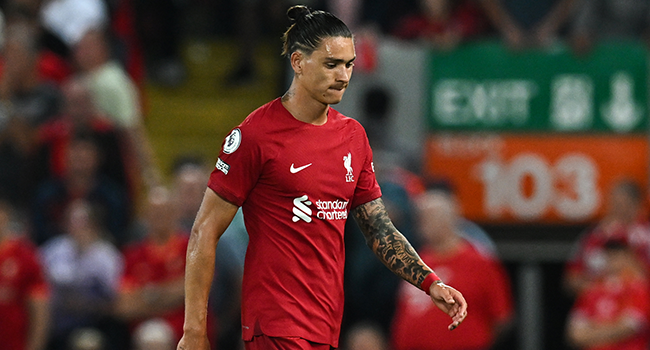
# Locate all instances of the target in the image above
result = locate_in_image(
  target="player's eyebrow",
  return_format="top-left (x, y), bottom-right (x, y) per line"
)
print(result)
top-left (324, 56), bottom-right (356, 64)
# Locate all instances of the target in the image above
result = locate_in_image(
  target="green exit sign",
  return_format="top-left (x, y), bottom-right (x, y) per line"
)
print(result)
top-left (426, 41), bottom-right (648, 133)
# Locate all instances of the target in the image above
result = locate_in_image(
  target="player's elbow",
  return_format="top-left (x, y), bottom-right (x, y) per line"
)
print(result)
top-left (189, 219), bottom-right (221, 250)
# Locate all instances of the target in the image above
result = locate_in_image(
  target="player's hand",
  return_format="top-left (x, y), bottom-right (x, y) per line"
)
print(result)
top-left (177, 332), bottom-right (210, 350)
top-left (429, 282), bottom-right (468, 331)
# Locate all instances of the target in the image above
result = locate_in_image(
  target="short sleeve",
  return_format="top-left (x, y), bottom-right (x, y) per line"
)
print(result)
top-left (350, 127), bottom-right (382, 209)
top-left (208, 125), bottom-right (265, 207)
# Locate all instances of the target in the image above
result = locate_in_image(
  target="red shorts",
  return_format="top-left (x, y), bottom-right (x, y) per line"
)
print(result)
top-left (244, 335), bottom-right (334, 350)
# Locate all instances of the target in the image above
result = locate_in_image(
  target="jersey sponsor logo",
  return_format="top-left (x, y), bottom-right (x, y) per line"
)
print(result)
top-left (216, 157), bottom-right (230, 175)
top-left (315, 199), bottom-right (349, 220)
top-left (344, 152), bottom-right (354, 182)
top-left (292, 195), bottom-right (312, 223)
top-left (223, 128), bottom-right (242, 154)
top-left (292, 195), bottom-right (349, 223)
top-left (290, 163), bottom-right (312, 173)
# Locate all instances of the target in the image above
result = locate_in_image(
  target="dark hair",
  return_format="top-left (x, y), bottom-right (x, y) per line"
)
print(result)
top-left (281, 5), bottom-right (352, 58)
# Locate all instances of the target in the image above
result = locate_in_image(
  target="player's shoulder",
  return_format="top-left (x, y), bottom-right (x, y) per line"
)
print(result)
top-left (240, 98), bottom-right (282, 128)
top-left (217, 100), bottom-right (275, 156)
top-left (329, 107), bottom-right (364, 128)
top-left (232, 98), bottom-right (286, 142)
top-left (329, 108), bottom-right (369, 145)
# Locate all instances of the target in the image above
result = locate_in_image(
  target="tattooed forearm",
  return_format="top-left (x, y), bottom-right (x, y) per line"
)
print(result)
top-left (352, 198), bottom-right (432, 288)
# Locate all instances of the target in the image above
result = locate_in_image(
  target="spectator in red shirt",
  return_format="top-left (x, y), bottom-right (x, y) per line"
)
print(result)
top-left (564, 180), bottom-right (650, 295)
top-left (0, 199), bottom-right (50, 350)
top-left (392, 0), bottom-right (490, 50)
top-left (116, 187), bottom-right (214, 344)
top-left (34, 78), bottom-right (131, 198)
top-left (566, 238), bottom-right (650, 350)
top-left (391, 190), bottom-right (513, 350)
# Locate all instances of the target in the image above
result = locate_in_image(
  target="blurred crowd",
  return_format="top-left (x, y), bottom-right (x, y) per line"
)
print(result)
top-left (2, 0), bottom-right (650, 350)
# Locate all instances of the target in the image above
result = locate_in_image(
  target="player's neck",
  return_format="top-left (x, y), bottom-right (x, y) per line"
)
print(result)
top-left (282, 86), bottom-right (328, 125)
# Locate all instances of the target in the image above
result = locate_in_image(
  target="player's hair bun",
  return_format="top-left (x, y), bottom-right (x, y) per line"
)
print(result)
top-left (281, 4), bottom-right (351, 57)
top-left (287, 5), bottom-right (311, 24)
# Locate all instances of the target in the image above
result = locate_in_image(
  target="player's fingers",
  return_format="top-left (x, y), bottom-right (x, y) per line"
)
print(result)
top-left (448, 291), bottom-right (468, 331)
top-left (452, 289), bottom-right (468, 314)
top-left (448, 309), bottom-right (467, 330)
top-left (452, 308), bottom-right (467, 322)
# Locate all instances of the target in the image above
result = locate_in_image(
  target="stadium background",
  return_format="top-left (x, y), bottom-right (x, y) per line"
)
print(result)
top-left (146, 2), bottom-right (649, 350)
top-left (3, 0), bottom-right (647, 349)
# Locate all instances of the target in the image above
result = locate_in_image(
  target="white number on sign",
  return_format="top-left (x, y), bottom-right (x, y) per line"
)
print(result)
top-left (478, 153), bottom-right (599, 220)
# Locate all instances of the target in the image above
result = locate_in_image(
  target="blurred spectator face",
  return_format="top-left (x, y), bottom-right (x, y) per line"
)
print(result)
top-left (606, 183), bottom-right (641, 223)
top-left (63, 79), bottom-right (96, 123)
top-left (422, 0), bottom-right (450, 21)
top-left (65, 200), bottom-right (98, 242)
top-left (416, 191), bottom-right (458, 246)
top-left (66, 139), bottom-right (99, 177)
top-left (146, 187), bottom-right (177, 236)
top-left (1, 22), bottom-right (37, 90)
top-left (603, 244), bottom-right (642, 278)
top-left (73, 29), bottom-right (108, 72)
top-left (174, 165), bottom-right (206, 216)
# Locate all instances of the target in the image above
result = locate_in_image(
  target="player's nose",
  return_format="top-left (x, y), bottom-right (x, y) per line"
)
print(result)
top-left (336, 66), bottom-right (351, 83)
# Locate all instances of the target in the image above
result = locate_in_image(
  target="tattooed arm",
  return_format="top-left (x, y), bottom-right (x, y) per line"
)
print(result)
top-left (352, 198), bottom-right (468, 330)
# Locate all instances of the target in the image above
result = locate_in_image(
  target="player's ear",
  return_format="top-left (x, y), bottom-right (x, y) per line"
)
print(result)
top-left (290, 51), bottom-right (304, 75)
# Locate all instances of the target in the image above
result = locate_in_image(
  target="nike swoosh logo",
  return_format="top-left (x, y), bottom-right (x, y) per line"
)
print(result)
top-left (290, 163), bottom-right (312, 173)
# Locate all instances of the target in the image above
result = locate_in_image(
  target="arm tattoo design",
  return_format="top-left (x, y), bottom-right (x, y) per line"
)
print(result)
top-left (352, 198), bottom-right (432, 288)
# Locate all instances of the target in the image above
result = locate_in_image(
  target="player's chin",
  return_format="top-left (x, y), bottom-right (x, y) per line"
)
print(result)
top-left (324, 90), bottom-right (346, 104)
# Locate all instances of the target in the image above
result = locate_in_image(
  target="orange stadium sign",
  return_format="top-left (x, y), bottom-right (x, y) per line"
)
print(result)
top-left (423, 134), bottom-right (649, 224)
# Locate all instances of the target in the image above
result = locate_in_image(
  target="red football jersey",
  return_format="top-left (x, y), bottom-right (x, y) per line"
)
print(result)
top-left (566, 222), bottom-right (650, 280)
top-left (569, 276), bottom-right (650, 350)
top-left (0, 237), bottom-right (49, 350)
top-left (121, 233), bottom-right (189, 340)
top-left (208, 98), bottom-right (382, 347)
top-left (391, 243), bottom-right (513, 350)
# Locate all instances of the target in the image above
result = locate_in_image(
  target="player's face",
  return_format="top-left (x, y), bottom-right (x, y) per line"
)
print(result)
top-left (298, 36), bottom-right (355, 105)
